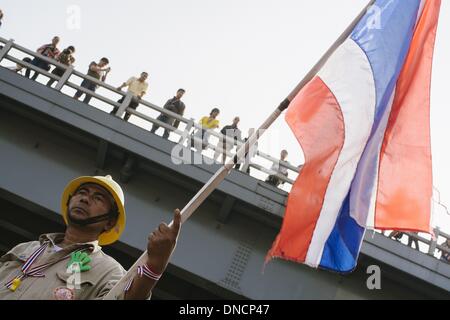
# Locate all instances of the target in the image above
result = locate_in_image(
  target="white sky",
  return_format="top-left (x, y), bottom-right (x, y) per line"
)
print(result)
top-left (1, 0), bottom-right (449, 235)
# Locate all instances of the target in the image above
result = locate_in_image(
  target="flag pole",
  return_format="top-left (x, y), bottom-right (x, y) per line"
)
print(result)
top-left (104, 0), bottom-right (376, 299)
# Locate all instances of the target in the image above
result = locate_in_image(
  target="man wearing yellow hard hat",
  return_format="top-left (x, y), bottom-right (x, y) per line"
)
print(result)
top-left (0, 175), bottom-right (181, 300)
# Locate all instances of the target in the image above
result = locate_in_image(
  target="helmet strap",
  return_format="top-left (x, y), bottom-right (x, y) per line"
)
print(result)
top-left (68, 211), bottom-right (116, 227)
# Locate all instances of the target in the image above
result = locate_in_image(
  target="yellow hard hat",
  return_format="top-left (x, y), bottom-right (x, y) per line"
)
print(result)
top-left (61, 175), bottom-right (126, 246)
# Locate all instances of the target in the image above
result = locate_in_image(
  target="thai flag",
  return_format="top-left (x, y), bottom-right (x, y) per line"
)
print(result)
top-left (267, 0), bottom-right (441, 273)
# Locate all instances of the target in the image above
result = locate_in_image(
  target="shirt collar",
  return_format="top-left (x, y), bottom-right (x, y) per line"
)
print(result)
top-left (38, 233), bottom-right (102, 253)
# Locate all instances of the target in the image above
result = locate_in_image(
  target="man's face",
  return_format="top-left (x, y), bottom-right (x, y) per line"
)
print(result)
top-left (281, 150), bottom-right (288, 160)
top-left (68, 184), bottom-right (113, 226)
top-left (176, 90), bottom-right (185, 99)
top-left (98, 60), bottom-right (107, 67)
top-left (139, 72), bottom-right (148, 82)
top-left (211, 110), bottom-right (219, 118)
top-left (52, 37), bottom-right (60, 46)
top-left (233, 117), bottom-right (240, 126)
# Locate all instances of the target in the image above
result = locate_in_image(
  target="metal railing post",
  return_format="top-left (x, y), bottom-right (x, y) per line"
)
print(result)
top-left (116, 91), bottom-right (133, 117)
top-left (179, 118), bottom-right (195, 144)
top-left (241, 129), bottom-right (257, 173)
top-left (428, 227), bottom-right (440, 256)
top-left (241, 157), bottom-right (251, 173)
top-left (55, 66), bottom-right (74, 91)
top-left (0, 39), bottom-right (14, 61)
top-left (241, 134), bottom-right (258, 173)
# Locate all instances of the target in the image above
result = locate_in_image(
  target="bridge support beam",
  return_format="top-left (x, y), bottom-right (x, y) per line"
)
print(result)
top-left (217, 195), bottom-right (236, 224)
top-left (120, 154), bottom-right (137, 183)
top-left (96, 139), bottom-right (109, 170)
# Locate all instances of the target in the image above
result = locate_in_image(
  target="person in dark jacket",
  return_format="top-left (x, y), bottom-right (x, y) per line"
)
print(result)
top-left (73, 57), bottom-right (110, 104)
top-left (213, 117), bottom-right (242, 163)
top-left (150, 89), bottom-right (186, 139)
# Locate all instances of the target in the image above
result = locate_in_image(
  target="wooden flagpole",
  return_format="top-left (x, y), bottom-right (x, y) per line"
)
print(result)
top-left (104, 0), bottom-right (376, 299)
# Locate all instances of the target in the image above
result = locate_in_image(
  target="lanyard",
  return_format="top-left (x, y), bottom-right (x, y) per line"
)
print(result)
top-left (4, 242), bottom-right (81, 292)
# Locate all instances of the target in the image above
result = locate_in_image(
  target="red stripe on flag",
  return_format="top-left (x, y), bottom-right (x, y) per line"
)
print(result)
top-left (267, 76), bottom-right (345, 263)
top-left (375, 0), bottom-right (441, 232)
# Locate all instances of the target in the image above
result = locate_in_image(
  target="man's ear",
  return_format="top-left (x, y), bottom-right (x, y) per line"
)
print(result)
top-left (104, 217), bottom-right (118, 232)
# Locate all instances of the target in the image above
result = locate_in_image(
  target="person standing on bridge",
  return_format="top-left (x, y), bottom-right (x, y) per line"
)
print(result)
top-left (213, 117), bottom-right (242, 164)
top-left (111, 72), bottom-right (149, 122)
top-left (74, 58), bottom-right (111, 104)
top-left (46, 46), bottom-right (76, 88)
top-left (26, 36), bottom-right (61, 81)
top-left (0, 175), bottom-right (181, 300)
top-left (440, 239), bottom-right (450, 263)
top-left (6, 57), bottom-right (32, 74)
top-left (265, 150), bottom-right (290, 188)
top-left (192, 108), bottom-right (220, 151)
top-left (150, 89), bottom-right (186, 139)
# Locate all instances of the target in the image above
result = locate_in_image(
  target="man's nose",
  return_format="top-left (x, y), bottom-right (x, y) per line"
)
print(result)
top-left (79, 194), bottom-right (90, 204)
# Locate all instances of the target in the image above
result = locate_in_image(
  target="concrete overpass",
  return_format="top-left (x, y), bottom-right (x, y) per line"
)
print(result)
top-left (1, 38), bottom-right (450, 299)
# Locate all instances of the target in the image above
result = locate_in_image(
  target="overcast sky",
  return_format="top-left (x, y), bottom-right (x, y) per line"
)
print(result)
top-left (1, 0), bottom-right (449, 234)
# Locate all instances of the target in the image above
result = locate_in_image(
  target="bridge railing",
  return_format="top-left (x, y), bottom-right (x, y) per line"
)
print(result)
top-left (2, 37), bottom-right (450, 263)
top-left (0, 37), bottom-right (299, 188)
top-left (379, 227), bottom-right (450, 261)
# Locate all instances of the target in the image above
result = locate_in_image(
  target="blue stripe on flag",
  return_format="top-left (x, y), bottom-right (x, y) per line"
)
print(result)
top-left (319, 194), bottom-right (365, 272)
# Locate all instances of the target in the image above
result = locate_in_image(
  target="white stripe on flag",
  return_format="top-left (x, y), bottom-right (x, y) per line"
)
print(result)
top-left (305, 39), bottom-right (376, 268)
top-left (415, 0), bottom-right (426, 27)
top-left (362, 87), bottom-right (396, 229)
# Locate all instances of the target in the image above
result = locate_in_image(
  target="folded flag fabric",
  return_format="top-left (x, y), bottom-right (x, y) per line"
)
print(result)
top-left (267, 0), bottom-right (441, 273)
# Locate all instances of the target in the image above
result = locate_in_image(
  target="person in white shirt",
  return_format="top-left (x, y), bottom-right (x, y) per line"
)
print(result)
top-left (266, 150), bottom-right (289, 188)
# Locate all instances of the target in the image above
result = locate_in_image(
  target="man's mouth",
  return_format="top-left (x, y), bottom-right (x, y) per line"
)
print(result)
top-left (71, 206), bottom-right (89, 215)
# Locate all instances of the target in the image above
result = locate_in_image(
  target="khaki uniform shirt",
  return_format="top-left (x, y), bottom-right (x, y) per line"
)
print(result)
top-left (125, 77), bottom-right (148, 97)
top-left (0, 233), bottom-right (127, 300)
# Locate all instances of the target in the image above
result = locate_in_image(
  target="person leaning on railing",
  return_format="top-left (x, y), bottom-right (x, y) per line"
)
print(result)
top-left (191, 108), bottom-right (220, 151)
top-left (74, 58), bottom-right (110, 104)
top-left (439, 239), bottom-right (450, 263)
top-left (407, 232), bottom-right (419, 250)
top-left (234, 128), bottom-right (257, 174)
top-left (46, 46), bottom-right (76, 88)
top-left (6, 57), bottom-right (32, 74)
top-left (25, 36), bottom-right (61, 81)
top-left (150, 89), bottom-right (186, 139)
top-left (213, 117), bottom-right (242, 164)
top-left (265, 150), bottom-right (290, 188)
top-left (388, 230), bottom-right (404, 241)
top-left (111, 72), bottom-right (149, 122)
